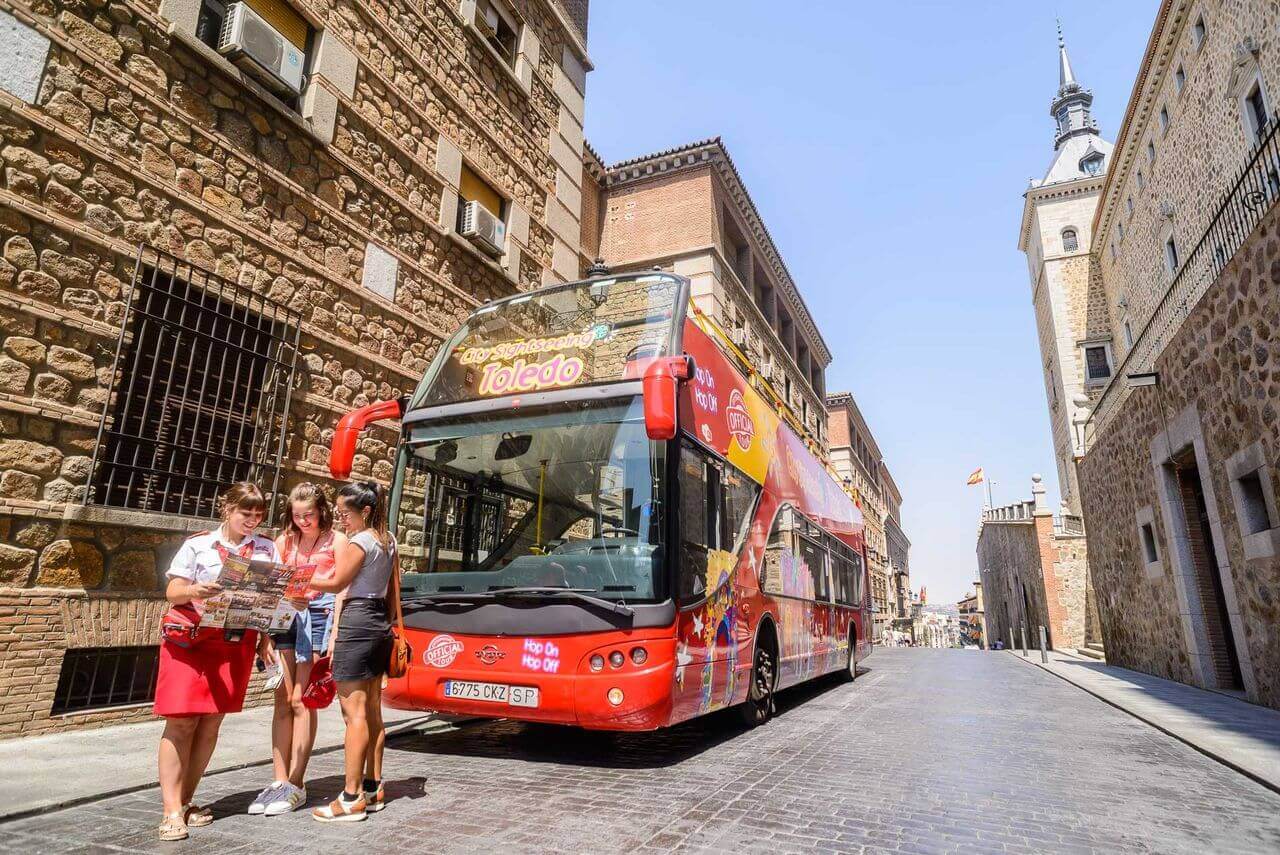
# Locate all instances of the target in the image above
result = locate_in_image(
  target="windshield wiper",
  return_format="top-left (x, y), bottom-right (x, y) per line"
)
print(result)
top-left (402, 587), bottom-right (635, 617)
top-left (401, 592), bottom-right (495, 613)
top-left (490, 586), bottom-right (635, 617)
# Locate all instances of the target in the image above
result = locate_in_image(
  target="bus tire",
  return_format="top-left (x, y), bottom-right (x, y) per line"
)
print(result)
top-left (842, 624), bottom-right (858, 683)
top-left (739, 622), bottom-right (777, 728)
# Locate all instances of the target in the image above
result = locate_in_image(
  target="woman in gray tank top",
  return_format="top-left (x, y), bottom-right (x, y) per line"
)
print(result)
top-left (308, 481), bottom-right (395, 823)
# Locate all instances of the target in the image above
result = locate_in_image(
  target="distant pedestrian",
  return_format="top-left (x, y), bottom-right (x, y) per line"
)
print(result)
top-left (155, 482), bottom-right (278, 841)
top-left (310, 481), bottom-right (397, 822)
top-left (248, 483), bottom-right (348, 817)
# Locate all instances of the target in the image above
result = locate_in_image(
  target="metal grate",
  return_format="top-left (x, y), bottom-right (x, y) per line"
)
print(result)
top-left (87, 247), bottom-right (301, 521)
top-left (52, 645), bottom-right (160, 715)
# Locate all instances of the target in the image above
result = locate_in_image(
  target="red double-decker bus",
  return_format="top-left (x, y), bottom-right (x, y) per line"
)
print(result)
top-left (330, 272), bottom-right (870, 730)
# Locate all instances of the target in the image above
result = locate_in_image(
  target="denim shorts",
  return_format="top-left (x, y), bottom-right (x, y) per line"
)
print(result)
top-left (269, 610), bottom-right (309, 661)
top-left (308, 601), bottom-right (334, 655)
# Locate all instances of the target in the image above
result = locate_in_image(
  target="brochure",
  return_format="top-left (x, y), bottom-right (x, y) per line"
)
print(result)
top-left (199, 554), bottom-right (317, 631)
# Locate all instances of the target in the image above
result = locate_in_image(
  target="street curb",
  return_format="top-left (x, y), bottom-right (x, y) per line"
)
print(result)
top-left (0, 713), bottom-right (471, 824)
top-left (1008, 651), bottom-right (1280, 798)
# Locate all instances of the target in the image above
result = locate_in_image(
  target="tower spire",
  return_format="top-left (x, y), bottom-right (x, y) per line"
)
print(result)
top-left (1057, 19), bottom-right (1076, 89)
top-left (1049, 19), bottom-right (1099, 151)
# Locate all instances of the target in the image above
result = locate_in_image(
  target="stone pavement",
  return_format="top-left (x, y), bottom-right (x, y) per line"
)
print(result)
top-left (1008, 647), bottom-right (1280, 791)
top-left (6, 648), bottom-right (1280, 854)
top-left (0, 702), bottom-right (437, 820)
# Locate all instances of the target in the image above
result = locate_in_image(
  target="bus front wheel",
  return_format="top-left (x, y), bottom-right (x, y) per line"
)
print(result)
top-left (842, 627), bottom-right (858, 683)
top-left (739, 637), bottom-right (776, 727)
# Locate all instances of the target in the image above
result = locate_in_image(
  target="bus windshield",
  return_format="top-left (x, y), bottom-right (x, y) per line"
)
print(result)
top-left (393, 396), bottom-right (666, 603)
top-left (410, 274), bottom-right (684, 409)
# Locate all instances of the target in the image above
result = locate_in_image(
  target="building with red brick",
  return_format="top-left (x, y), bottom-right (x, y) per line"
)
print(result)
top-left (582, 137), bottom-right (830, 453)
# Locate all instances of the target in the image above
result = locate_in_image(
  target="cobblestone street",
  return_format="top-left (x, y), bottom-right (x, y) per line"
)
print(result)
top-left (5, 649), bottom-right (1280, 854)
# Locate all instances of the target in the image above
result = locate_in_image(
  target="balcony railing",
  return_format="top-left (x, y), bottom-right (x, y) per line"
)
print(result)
top-left (1086, 112), bottom-right (1280, 442)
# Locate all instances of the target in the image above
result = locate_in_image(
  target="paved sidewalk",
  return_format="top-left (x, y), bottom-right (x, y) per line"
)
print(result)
top-left (0, 702), bottom-right (443, 820)
top-left (1010, 648), bottom-right (1280, 791)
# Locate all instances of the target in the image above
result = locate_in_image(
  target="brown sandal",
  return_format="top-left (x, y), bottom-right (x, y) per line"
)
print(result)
top-left (158, 813), bottom-right (188, 841)
top-left (183, 803), bottom-right (213, 827)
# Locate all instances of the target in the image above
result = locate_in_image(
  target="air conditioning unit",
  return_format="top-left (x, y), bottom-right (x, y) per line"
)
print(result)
top-left (474, 3), bottom-right (500, 38)
top-left (460, 200), bottom-right (506, 256)
top-left (218, 3), bottom-right (306, 97)
top-left (729, 326), bottom-right (747, 348)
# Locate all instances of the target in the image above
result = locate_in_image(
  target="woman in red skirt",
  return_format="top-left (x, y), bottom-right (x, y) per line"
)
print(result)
top-left (155, 482), bottom-right (278, 841)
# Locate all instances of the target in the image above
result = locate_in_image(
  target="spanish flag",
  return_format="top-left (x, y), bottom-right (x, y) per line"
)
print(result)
top-left (966, 467), bottom-right (984, 486)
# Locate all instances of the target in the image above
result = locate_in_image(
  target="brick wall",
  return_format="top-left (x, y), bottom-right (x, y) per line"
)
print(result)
top-left (599, 168), bottom-right (716, 263)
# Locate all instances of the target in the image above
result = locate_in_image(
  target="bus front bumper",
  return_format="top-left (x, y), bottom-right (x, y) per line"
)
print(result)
top-left (383, 634), bottom-right (677, 731)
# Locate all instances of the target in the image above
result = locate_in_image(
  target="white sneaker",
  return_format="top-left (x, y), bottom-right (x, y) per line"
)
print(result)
top-left (264, 784), bottom-right (307, 816)
top-left (248, 782), bottom-right (284, 815)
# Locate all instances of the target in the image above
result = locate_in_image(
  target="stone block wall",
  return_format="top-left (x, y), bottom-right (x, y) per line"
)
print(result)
top-left (976, 510), bottom-right (1088, 651)
top-left (1078, 200), bottom-right (1280, 710)
top-left (1097, 0), bottom-right (1280, 357)
top-left (0, 0), bottom-right (589, 737)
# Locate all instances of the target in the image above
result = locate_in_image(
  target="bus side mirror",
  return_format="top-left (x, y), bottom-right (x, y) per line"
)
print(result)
top-left (330, 397), bottom-right (407, 479)
top-left (642, 356), bottom-right (694, 441)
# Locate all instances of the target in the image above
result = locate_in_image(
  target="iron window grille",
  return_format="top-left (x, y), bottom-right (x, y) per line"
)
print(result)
top-left (52, 645), bottom-right (161, 715)
top-left (87, 247), bottom-right (301, 522)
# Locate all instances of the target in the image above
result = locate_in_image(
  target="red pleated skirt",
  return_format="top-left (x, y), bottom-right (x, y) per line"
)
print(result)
top-left (154, 631), bottom-right (257, 717)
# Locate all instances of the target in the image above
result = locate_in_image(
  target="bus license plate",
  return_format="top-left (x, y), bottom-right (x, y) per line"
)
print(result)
top-left (444, 680), bottom-right (540, 708)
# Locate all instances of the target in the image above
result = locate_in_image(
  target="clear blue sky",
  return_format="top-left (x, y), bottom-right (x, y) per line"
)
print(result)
top-left (584, 0), bottom-right (1161, 604)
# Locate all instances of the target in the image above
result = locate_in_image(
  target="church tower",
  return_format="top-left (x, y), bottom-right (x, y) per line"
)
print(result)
top-left (1017, 24), bottom-right (1114, 515)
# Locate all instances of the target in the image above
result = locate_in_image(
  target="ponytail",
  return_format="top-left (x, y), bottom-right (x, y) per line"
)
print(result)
top-left (337, 480), bottom-right (388, 545)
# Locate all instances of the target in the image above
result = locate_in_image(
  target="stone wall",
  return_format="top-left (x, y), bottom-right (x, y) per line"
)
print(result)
top-left (1097, 0), bottom-right (1280, 359)
top-left (0, 0), bottom-right (588, 737)
top-left (976, 492), bottom-right (1089, 651)
top-left (1078, 200), bottom-right (1280, 710)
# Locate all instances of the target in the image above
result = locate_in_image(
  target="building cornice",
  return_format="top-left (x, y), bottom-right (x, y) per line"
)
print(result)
top-left (1091, 0), bottom-right (1182, 243)
top-left (604, 138), bottom-right (832, 365)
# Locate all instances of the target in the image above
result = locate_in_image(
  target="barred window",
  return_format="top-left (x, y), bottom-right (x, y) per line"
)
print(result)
top-left (53, 645), bottom-right (160, 715)
top-left (89, 249), bottom-right (300, 519)
top-left (1062, 229), bottom-right (1078, 253)
top-left (1084, 345), bottom-right (1112, 382)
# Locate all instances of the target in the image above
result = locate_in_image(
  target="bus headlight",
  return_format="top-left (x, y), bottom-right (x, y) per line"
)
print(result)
top-left (608, 650), bottom-right (625, 669)
top-left (630, 647), bottom-right (648, 665)
top-left (607, 688), bottom-right (624, 706)
top-left (589, 654), bottom-right (605, 672)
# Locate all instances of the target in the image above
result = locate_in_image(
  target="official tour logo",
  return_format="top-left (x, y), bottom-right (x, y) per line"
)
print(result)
top-left (475, 644), bottom-right (505, 665)
top-left (726, 389), bottom-right (754, 451)
top-left (424, 634), bottom-right (464, 668)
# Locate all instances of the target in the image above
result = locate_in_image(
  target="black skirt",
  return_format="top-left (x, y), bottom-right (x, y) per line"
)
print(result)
top-left (332, 598), bottom-right (393, 683)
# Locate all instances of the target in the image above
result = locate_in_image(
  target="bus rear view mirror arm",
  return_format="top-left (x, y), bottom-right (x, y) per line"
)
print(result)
top-left (330, 396), bottom-right (408, 479)
top-left (642, 355), bottom-right (695, 441)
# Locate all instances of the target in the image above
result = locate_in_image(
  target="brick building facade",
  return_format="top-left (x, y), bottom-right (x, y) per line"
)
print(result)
top-left (1075, 0), bottom-right (1280, 709)
top-left (582, 137), bottom-right (830, 454)
top-left (976, 475), bottom-right (1090, 652)
top-left (825, 391), bottom-right (895, 641)
top-left (0, 0), bottom-right (591, 737)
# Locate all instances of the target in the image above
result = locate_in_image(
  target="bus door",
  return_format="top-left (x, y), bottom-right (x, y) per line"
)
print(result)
top-left (672, 441), bottom-right (759, 717)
